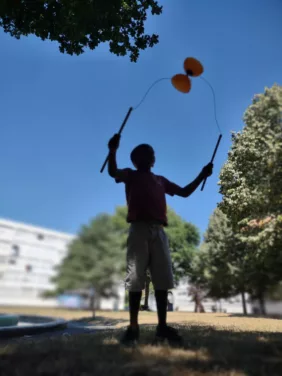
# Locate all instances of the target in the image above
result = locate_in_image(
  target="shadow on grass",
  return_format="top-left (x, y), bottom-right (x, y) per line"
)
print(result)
top-left (1, 324), bottom-right (282, 375)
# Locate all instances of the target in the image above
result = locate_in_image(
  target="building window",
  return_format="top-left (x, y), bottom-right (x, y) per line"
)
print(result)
top-left (37, 234), bottom-right (45, 241)
top-left (26, 264), bottom-right (33, 273)
top-left (12, 245), bottom-right (20, 257)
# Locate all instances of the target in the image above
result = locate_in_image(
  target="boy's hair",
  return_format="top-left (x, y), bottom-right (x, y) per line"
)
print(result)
top-left (130, 144), bottom-right (155, 169)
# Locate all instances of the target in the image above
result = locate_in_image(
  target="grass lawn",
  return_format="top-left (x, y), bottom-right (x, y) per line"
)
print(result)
top-left (1, 307), bottom-right (282, 375)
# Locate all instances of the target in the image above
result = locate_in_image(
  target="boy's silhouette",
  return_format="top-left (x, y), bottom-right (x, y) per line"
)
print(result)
top-left (107, 134), bottom-right (213, 345)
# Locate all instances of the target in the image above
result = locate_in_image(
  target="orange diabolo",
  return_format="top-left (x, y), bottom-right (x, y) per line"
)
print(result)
top-left (171, 57), bottom-right (204, 93)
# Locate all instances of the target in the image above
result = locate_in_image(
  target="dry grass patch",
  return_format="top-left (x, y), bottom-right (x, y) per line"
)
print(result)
top-left (1, 307), bottom-right (282, 375)
top-left (1, 325), bottom-right (282, 375)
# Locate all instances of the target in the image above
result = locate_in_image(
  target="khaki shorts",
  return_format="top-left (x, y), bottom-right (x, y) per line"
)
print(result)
top-left (125, 222), bottom-right (174, 291)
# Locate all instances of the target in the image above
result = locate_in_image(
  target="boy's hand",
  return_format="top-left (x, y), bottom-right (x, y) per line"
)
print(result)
top-left (108, 134), bottom-right (120, 151)
top-left (201, 162), bottom-right (213, 179)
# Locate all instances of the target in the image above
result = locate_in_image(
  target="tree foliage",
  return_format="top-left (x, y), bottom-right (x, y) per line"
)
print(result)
top-left (0, 0), bottom-right (162, 62)
top-left (190, 207), bottom-right (249, 313)
top-left (219, 84), bottom-right (282, 225)
top-left (53, 214), bottom-right (125, 299)
top-left (190, 208), bottom-right (233, 297)
top-left (218, 84), bottom-right (282, 312)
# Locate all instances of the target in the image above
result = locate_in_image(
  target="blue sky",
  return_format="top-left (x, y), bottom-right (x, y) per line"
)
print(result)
top-left (0, 0), bottom-right (281, 236)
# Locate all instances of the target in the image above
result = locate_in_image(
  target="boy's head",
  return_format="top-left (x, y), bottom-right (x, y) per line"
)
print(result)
top-left (130, 144), bottom-right (155, 170)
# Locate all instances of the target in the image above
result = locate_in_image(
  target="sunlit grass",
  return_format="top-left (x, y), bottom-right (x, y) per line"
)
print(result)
top-left (2, 306), bottom-right (282, 332)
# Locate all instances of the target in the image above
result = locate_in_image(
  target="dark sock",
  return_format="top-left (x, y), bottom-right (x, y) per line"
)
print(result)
top-left (155, 290), bottom-right (168, 328)
top-left (129, 291), bottom-right (142, 328)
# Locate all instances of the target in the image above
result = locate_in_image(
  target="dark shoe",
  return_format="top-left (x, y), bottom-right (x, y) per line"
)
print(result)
top-left (153, 325), bottom-right (183, 346)
top-left (120, 326), bottom-right (139, 346)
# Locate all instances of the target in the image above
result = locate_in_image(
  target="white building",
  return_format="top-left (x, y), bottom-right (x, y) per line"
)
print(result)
top-left (0, 217), bottom-right (250, 314)
top-left (0, 218), bottom-right (126, 310)
top-left (0, 218), bottom-right (74, 307)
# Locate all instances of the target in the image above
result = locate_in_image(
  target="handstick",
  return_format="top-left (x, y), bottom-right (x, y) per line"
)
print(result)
top-left (201, 134), bottom-right (222, 191)
top-left (100, 107), bottom-right (133, 173)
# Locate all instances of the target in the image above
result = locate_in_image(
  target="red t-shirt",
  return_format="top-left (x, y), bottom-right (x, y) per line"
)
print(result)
top-left (115, 168), bottom-right (181, 225)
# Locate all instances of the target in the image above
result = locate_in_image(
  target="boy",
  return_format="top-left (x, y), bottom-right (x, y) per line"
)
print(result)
top-left (107, 134), bottom-right (213, 345)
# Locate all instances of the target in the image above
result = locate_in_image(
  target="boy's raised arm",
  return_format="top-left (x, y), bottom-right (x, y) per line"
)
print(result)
top-left (163, 163), bottom-right (214, 198)
top-left (177, 163), bottom-right (213, 197)
top-left (107, 134), bottom-right (131, 183)
top-left (108, 150), bottom-right (118, 178)
top-left (108, 134), bottom-right (120, 178)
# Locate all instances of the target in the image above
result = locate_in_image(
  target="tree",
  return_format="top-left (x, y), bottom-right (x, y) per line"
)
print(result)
top-left (219, 84), bottom-right (282, 314)
top-left (0, 0), bottom-right (162, 62)
top-left (53, 214), bottom-right (125, 314)
top-left (190, 208), bottom-right (249, 314)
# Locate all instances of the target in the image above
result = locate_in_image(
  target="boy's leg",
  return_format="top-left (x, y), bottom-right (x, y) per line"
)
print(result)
top-left (149, 226), bottom-right (174, 325)
top-left (150, 226), bottom-right (182, 344)
top-left (155, 290), bottom-right (168, 328)
top-left (129, 291), bottom-right (142, 328)
top-left (121, 223), bottom-right (149, 344)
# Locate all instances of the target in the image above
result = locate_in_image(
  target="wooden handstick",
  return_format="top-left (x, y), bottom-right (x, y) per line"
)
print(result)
top-left (201, 134), bottom-right (222, 191)
top-left (100, 107), bottom-right (133, 173)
